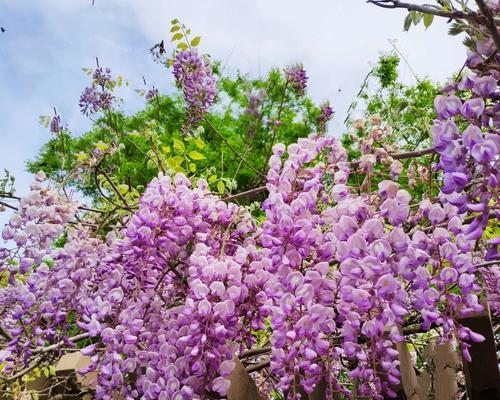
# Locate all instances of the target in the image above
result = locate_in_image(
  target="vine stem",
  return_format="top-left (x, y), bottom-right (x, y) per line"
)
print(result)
top-left (261, 79), bottom-right (289, 176)
top-left (246, 360), bottom-right (270, 373)
top-left (223, 186), bottom-right (268, 202)
top-left (0, 200), bottom-right (17, 211)
top-left (344, 69), bottom-right (374, 124)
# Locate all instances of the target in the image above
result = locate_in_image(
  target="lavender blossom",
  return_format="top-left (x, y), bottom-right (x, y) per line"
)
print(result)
top-left (317, 102), bottom-right (334, 133)
top-left (285, 64), bottom-right (308, 96)
top-left (173, 50), bottom-right (216, 129)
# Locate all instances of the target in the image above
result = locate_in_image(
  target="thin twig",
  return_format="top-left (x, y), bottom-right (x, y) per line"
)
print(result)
top-left (32, 332), bottom-right (90, 355)
top-left (223, 186), bottom-right (268, 202)
top-left (0, 200), bottom-right (17, 211)
top-left (204, 117), bottom-right (266, 178)
top-left (6, 356), bottom-right (45, 383)
top-left (0, 326), bottom-right (12, 342)
top-left (98, 166), bottom-right (130, 208)
top-left (474, 259), bottom-right (499, 269)
top-left (261, 80), bottom-right (289, 175)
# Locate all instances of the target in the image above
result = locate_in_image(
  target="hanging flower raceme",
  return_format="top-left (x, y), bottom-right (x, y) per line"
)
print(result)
top-left (67, 174), bottom-right (268, 399)
top-left (79, 67), bottom-right (114, 116)
top-left (316, 102), bottom-right (334, 133)
top-left (172, 50), bottom-right (216, 130)
top-left (145, 86), bottom-right (159, 101)
top-left (429, 27), bottom-right (499, 308)
top-left (285, 64), bottom-right (308, 96)
top-left (49, 113), bottom-right (61, 134)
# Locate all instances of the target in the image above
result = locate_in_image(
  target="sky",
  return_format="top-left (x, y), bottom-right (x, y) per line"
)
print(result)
top-left (0, 0), bottom-right (466, 211)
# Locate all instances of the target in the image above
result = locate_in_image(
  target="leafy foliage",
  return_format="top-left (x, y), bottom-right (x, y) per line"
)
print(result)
top-left (28, 67), bottom-right (323, 205)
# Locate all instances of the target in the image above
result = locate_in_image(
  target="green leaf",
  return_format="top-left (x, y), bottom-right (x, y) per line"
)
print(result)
top-left (423, 13), bottom-right (434, 28)
top-left (170, 25), bottom-right (180, 32)
top-left (403, 13), bottom-right (412, 31)
top-left (188, 151), bottom-right (205, 160)
top-left (194, 138), bottom-right (206, 149)
top-left (168, 156), bottom-right (184, 168)
top-left (463, 37), bottom-right (475, 49)
top-left (411, 11), bottom-right (423, 25)
top-left (208, 175), bottom-right (217, 183)
top-left (190, 36), bottom-right (201, 47)
top-left (217, 180), bottom-right (225, 194)
top-left (173, 138), bottom-right (186, 153)
top-left (171, 32), bottom-right (183, 42)
top-left (449, 22), bottom-right (465, 36)
top-left (177, 42), bottom-right (188, 50)
top-left (118, 184), bottom-right (129, 194)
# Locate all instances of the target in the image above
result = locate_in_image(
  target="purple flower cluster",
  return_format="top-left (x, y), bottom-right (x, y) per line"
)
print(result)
top-left (430, 32), bottom-right (499, 304)
top-left (0, 173), bottom-right (86, 373)
top-left (145, 86), bottom-right (159, 102)
top-left (245, 89), bottom-right (266, 117)
top-left (70, 174), bottom-right (263, 399)
top-left (50, 113), bottom-right (61, 134)
top-left (0, 172), bottom-right (77, 281)
top-left (257, 135), bottom-right (488, 398)
top-left (316, 102), bottom-right (334, 133)
top-left (79, 67), bottom-right (114, 116)
top-left (173, 50), bottom-right (216, 129)
top-left (285, 65), bottom-right (308, 96)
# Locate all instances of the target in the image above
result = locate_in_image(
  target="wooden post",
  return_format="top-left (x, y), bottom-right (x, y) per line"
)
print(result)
top-left (227, 358), bottom-right (263, 400)
top-left (456, 303), bottom-right (500, 400)
top-left (429, 342), bottom-right (460, 400)
top-left (396, 339), bottom-right (418, 400)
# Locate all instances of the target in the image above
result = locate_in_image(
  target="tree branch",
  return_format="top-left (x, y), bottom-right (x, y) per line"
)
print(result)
top-left (350, 147), bottom-right (436, 168)
top-left (246, 360), bottom-right (270, 373)
top-left (5, 356), bottom-right (45, 384)
top-left (475, 0), bottom-right (500, 50)
top-left (367, 0), bottom-right (499, 25)
top-left (239, 346), bottom-right (272, 359)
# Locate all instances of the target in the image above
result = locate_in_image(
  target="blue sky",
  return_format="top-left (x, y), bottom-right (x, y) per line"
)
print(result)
top-left (0, 0), bottom-right (466, 209)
